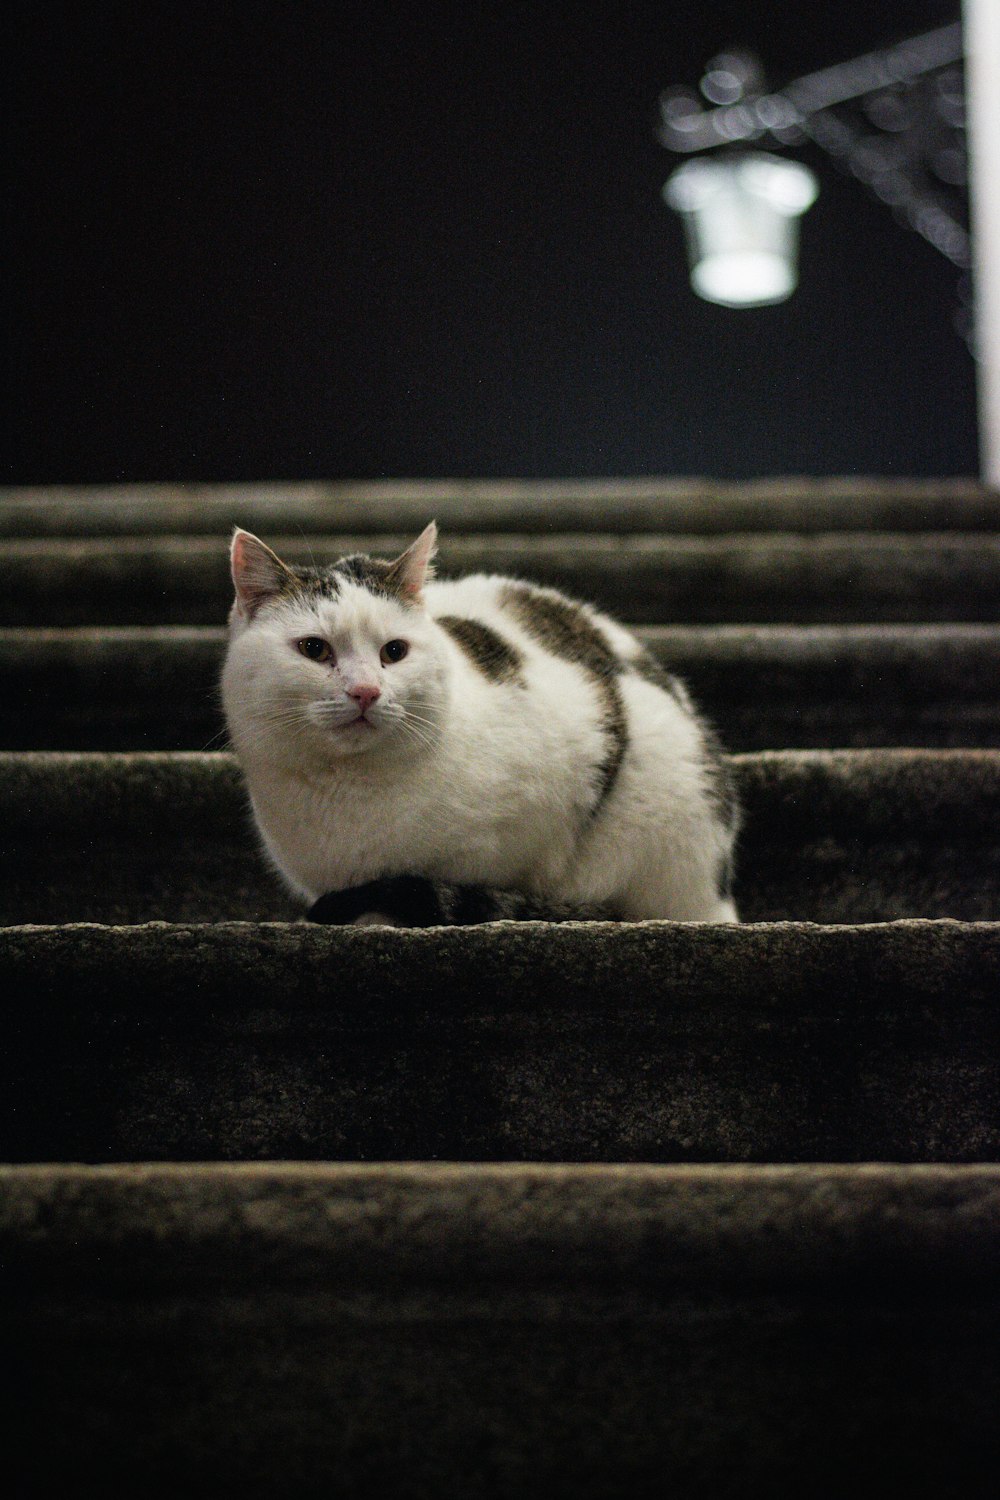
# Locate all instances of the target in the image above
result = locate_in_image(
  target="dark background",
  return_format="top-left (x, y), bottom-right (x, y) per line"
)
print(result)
top-left (6, 1), bottom-right (977, 482)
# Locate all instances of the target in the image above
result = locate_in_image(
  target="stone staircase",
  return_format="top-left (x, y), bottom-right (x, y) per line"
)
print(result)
top-left (2, 479), bottom-right (999, 1496)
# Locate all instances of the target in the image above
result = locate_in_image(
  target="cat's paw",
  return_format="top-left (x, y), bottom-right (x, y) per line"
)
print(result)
top-left (307, 876), bottom-right (446, 927)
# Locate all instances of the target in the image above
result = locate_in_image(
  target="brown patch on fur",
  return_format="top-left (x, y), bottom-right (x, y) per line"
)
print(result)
top-left (501, 580), bottom-right (737, 872)
top-left (501, 581), bottom-right (628, 814)
top-left (628, 641), bottom-right (737, 855)
top-left (281, 552), bottom-right (422, 607)
top-left (333, 553), bottom-right (399, 594)
top-left (500, 582), bottom-right (620, 677)
top-left (630, 645), bottom-right (689, 708)
top-left (281, 566), bottom-right (341, 602)
top-left (438, 616), bottom-right (525, 684)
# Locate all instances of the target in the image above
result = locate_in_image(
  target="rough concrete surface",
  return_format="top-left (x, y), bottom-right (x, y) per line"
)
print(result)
top-left (3, 477), bottom-right (999, 1497)
top-left (2, 475), bottom-right (998, 535)
top-left (2, 919), bottom-right (998, 1163)
top-left (4, 623), bottom-right (1000, 751)
top-left (2, 749), bottom-right (998, 923)
top-left (5, 531), bottom-right (1000, 625)
top-left (3, 1163), bottom-right (999, 1497)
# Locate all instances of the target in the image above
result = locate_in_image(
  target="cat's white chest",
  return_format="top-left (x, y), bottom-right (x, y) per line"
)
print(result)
top-left (244, 762), bottom-right (424, 898)
top-left (242, 731), bottom-right (582, 902)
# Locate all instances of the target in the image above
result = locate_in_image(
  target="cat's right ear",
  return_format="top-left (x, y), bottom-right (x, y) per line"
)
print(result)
top-left (230, 529), bottom-right (296, 618)
top-left (384, 521), bottom-right (438, 602)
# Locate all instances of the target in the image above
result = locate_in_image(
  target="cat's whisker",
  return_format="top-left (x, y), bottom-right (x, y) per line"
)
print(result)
top-left (198, 725), bottom-right (232, 752)
top-left (397, 706), bottom-right (442, 734)
top-left (394, 722), bottom-right (436, 753)
top-left (293, 523), bottom-right (321, 578)
top-left (391, 710), bottom-right (441, 752)
top-left (399, 712), bottom-right (436, 737)
top-left (399, 707), bottom-right (439, 728)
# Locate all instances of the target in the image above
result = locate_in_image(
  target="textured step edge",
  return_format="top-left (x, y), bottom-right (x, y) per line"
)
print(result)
top-left (7, 530), bottom-right (1000, 558)
top-left (3, 917), bottom-right (998, 1008)
top-left (1, 476), bottom-right (998, 535)
top-left (5, 531), bottom-right (1000, 626)
top-left (2, 748), bottom-right (997, 837)
top-left (3, 1161), bottom-right (999, 1292)
top-left (7, 620), bottom-right (1000, 673)
top-left (3, 624), bottom-right (998, 753)
top-left (5, 920), bottom-right (998, 1164)
top-left (7, 619), bottom-right (1000, 646)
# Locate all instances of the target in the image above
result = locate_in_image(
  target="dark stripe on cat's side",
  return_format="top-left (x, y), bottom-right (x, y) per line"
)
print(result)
top-left (696, 717), bottom-right (740, 836)
top-left (629, 645), bottom-right (689, 708)
top-left (500, 581), bottom-right (628, 815)
top-left (500, 582), bottom-right (620, 677)
top-left (695, 718), bottom-right (739, 901)
top-left (629, 641), bottom-right (738, 850)
top-left (437, 615), bottom-right (525, 684)
top-left (592, 678), bottom-right (628, 811)
top-left (717, 847), bottom-right (735, 902)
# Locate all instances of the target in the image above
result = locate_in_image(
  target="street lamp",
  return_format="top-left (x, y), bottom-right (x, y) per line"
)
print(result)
top-left (658, 21), bottom-right (968, 308)
top-left (663, 152), bottom-right (818, 308)
top-left (656, 10), bottom-right (999, 482)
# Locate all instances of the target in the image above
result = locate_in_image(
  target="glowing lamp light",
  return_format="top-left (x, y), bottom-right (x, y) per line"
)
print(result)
top-left (663, 152), bottom-right (819, 308)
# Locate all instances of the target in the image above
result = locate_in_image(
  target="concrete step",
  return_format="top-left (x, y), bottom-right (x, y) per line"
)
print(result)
top-left (3, 624), bottom-right (999, 751)
top-left (5, 531), bottom-right (1000, 625)
top-left (1, 749), bottom-right (997, 925)
top-left (3, 1162), bottom-right (999, 1494)
top-left (5, 476), bottom-right (998, 1496)
top-left (2, 476), bottom-right (998, 536)
top-left (3, 920), bottom-right (998, 1163)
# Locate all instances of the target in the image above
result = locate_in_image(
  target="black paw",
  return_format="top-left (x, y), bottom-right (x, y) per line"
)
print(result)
top-left (307, 876), bottom-right (448, 927)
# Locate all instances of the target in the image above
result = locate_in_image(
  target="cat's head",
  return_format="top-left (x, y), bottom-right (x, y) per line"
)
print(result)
top-left (222, 522), bottom-right (447, 761)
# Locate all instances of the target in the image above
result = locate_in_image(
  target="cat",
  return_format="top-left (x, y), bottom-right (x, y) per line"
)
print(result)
top-left (221, 522), bottom-right (739, 925)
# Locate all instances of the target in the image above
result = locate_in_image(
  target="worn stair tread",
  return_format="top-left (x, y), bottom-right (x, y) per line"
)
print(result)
top-left (4, 1161), bottom-right (999, 1286)
top-left (3, 746), bottom-right (996, 833)
top-left (2, 749), bottom-right (998, 924)
top-left (4, 1161), bottom-right (999, 1495)
top-left (4, 623), bottom-right (1000, 750)
top-left (5, 477), bottom-right (998, 1497)
top-left (2, 919), bottom-right (998, 1163)
top-left (5, 531), bottom-right (1000, 625)
top-left (2, 476), bottom-right (999, 536)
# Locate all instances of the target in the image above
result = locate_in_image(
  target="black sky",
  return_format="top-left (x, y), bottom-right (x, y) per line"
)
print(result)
top-left (5, 0), bottom-right (977, 482)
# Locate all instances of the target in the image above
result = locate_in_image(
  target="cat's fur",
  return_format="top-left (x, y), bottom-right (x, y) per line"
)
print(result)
top-left (221, 523), bottom-right (739, 923)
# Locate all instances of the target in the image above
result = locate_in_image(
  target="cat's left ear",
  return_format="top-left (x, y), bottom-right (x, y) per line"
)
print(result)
top-left (384, 521), bottom-right (437, 602)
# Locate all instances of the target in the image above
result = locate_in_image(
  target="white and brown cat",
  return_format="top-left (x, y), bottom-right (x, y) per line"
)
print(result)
top-left (221, 523), bottom-right (739, 925)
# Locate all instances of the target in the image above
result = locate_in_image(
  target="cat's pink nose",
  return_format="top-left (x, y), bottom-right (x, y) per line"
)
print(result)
top-left (348, 684), bottom-right (381, 713)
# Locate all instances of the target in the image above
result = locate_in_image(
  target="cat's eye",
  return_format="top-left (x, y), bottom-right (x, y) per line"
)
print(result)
top-left (297, 636), bottom-right (332, 663)
top-left (380, 639), bottom-right (408, 665)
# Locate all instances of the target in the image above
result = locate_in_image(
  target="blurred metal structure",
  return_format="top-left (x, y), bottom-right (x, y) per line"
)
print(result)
top-left (659, 21), bottom-right (968, 271)
top-left (658, 13), bottom-right (1000, 481)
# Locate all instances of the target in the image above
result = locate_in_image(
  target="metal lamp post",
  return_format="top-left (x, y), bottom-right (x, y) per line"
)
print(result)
top-left (657, 11), bottom-right (1000, 481)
